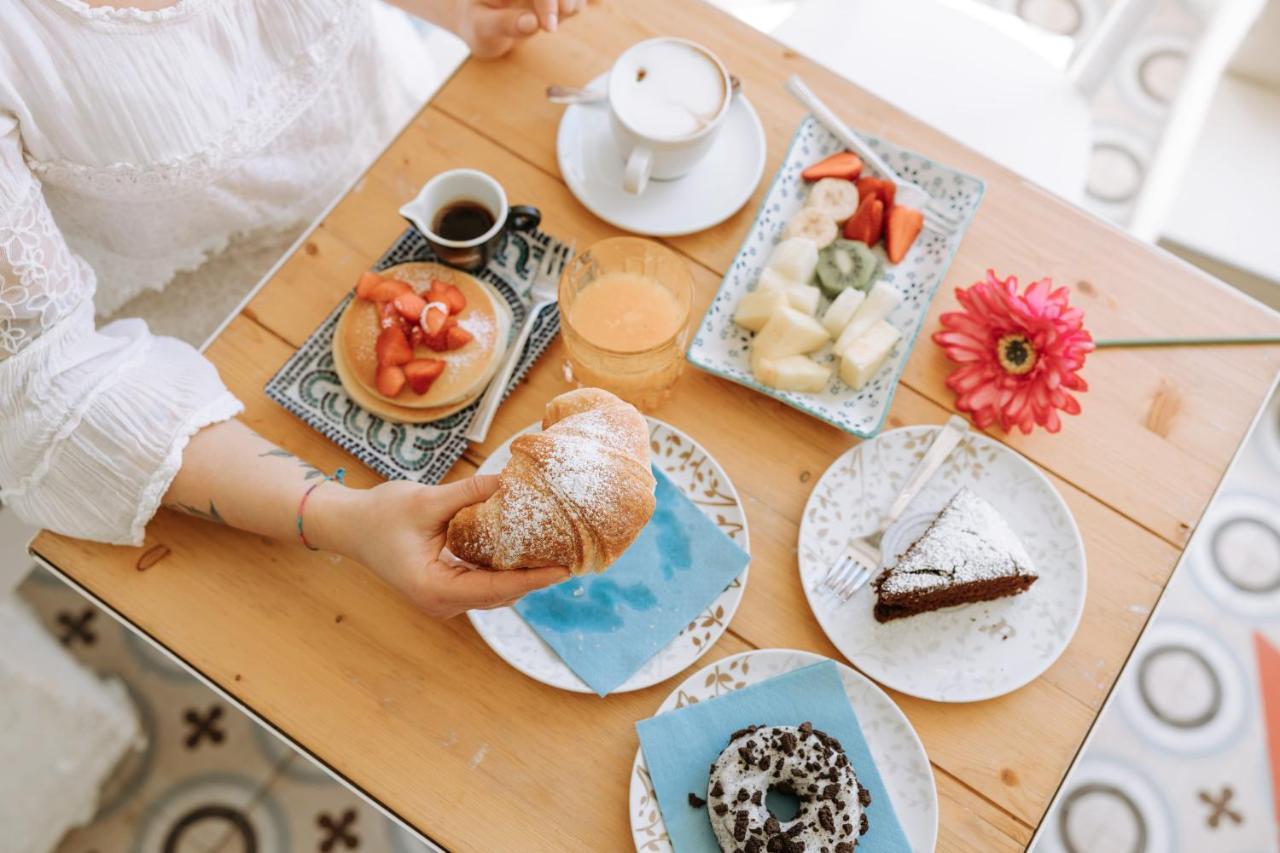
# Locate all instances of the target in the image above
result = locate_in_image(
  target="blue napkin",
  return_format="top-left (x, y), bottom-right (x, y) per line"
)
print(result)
top-left (635, 661), bottom-right (911, 852)
top-left (514, 467), bottom-right (750, 696)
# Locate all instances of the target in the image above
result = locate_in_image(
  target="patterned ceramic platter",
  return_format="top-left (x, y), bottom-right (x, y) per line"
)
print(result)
top-left (686, 116), bottom-right (984, 438)
top-left (468, 418), bottom-right (750, 693)
top-left (798, 425), bottom-right (1086, 702)
top-left (629, 648), bottom-right (938, 852)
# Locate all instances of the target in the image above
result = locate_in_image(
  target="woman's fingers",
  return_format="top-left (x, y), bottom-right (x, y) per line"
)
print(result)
top-left (430, 474), bottom-right (501, 518)
top-left (531, 0), bottom-right (559, 31)
top-left (470, 5), bottom-right (538, 58)
top-left (454, 565), bottom-right (571, 609)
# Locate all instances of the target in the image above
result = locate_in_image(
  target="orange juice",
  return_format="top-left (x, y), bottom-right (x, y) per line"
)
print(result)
top-left (567, 272), bottom-right (683, 352)
top-left (559, 237), bottom-right (694, 410)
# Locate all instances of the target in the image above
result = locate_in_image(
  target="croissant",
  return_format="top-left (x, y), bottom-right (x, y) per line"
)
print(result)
top-left (446, 388), bottom-right (657, 574)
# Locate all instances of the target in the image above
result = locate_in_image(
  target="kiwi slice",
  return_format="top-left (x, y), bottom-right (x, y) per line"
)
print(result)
top-left (816, 239), bottom-right (879, 297)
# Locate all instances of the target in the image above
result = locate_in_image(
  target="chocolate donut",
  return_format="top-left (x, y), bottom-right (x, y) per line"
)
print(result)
top-left (705, 723), bottom-right (869, 853)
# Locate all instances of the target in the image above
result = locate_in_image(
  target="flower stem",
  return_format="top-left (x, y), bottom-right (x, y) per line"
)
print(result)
top-left (1095, 335), bottom-right (1280, 349)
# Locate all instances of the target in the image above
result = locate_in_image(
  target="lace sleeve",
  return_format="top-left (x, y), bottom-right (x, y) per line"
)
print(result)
top-left (0, 115), bottom-right (91, 358)
top-left (0, 114), bottom-right (243, 545)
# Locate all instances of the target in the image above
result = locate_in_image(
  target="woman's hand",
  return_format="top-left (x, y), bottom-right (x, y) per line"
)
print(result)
top-left (312, 475), bottom-right (570, 619)
top-left (452, 0), bottom-right (588, 60)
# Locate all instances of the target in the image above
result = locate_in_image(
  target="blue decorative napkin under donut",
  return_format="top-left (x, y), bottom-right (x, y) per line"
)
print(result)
top-left (636, 661), bottom-right (910, 852)
top-left (513, 468), bottom-right (750, 697)
top-left (264, 227), bottom-right (566, 485)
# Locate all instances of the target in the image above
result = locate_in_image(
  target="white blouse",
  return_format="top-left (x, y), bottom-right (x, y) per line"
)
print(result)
top-left (0, 0), bottom-right (444, 544)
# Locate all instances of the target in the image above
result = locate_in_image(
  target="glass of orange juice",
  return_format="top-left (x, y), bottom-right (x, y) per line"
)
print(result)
top-left (559, 237), bottom-right (694, 410)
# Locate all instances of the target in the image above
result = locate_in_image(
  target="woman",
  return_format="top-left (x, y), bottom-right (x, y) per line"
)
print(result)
top-left (0, 0), bottom-right (583, 617)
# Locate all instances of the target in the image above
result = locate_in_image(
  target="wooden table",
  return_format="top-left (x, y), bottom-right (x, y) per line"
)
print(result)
top-left (32, 2), bottom-right (1280, 850)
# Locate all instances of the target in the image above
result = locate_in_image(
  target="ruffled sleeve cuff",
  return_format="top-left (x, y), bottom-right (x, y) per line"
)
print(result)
top-left (1, 310), bottom-right (243, 546)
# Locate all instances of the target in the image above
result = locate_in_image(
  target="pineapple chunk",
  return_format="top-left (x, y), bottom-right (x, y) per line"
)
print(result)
top-left (752, 353), bottom-right (832, 393)
top-left (839, 320), bottom-right (901, 390)
top-left (785, 284), bottom-right (822, 316)
top-left (821, 288), bottom-right (866, 336)
top-left (765, 238), bottom-right (819, 283)
top-left (734, 288), bottom-right (790, 332)
top-left (755, 268), bottom-right (797, 293)
top-left (753, 306), bottom-right (830, 360)
top-left (834, 281), bottom-right (901, 356)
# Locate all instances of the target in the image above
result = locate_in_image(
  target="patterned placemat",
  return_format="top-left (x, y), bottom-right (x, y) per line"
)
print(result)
top-left (265, 227), bottom-right (566, 484)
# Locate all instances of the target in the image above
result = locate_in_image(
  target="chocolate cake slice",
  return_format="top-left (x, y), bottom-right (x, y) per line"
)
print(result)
top-left (872, 487), bottom-right (1038, 622)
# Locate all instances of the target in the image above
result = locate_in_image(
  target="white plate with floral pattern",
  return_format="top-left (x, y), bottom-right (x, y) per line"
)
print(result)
top-left (799, 425), bottom-right (1086, 702)
top-left (468, 417), bottom-right (749, 693)
top-left (686, 116), bottom-right (985, 438)
top-left (629, 648), bottom-right (938, 852)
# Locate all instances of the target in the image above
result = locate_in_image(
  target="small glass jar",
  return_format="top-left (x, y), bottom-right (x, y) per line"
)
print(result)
top-left (558, 237), bottom-right (695, 411)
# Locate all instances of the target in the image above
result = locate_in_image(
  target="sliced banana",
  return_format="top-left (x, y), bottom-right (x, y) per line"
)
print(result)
top-left (782, 207), bottom-right (838, 248)
top-left (805, 177), bottom-right (860, 223)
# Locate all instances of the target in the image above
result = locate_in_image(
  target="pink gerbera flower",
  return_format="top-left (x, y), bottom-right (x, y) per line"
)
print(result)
top-left (932, 271), bottom-right (1094, 434)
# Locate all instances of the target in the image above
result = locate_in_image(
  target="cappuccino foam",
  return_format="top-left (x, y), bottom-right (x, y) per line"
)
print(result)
top-left (611, 41), bottom-right (726, 141)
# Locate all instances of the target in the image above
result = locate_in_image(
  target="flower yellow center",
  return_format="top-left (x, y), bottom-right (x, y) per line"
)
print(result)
top-left (996, 333), bottom-right (1036, 375)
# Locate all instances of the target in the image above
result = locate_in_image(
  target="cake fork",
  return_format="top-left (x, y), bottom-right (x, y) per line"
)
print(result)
top-left (820, 415), bottom-right (970, 601)
top-left (463, 240), bottom-right (575, 444)
top-left (785, 75), bottom-right (963, 237)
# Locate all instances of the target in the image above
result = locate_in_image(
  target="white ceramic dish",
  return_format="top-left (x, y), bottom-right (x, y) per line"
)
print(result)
top-left (686, 116), bottom-right (985, 438)
top-left (468, 417), bottom-right (750, 693)
top-left (798, 425), bottom-right (1087, 702)
top-left (629, 648), bottom-right (938, 852)
top-left (556, 73), bottom-right (766, 237)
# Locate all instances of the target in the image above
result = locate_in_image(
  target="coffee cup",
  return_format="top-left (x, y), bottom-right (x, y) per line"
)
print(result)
top-left (400, 169), bottom-right (541, 272)
top-left (607, 37), bottom-right (732, 195)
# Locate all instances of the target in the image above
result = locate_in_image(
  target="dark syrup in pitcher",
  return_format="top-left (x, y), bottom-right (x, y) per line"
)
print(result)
top-left (433, 200), bottom-right (496, 242)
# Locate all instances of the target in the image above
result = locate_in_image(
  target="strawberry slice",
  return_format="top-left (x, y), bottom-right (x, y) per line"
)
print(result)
top-left (856, 178), bottom-right (896, 212)
top-left (843, 195), bottom-right (884, 244)
top-left (356, 271), bottom-right (384, 300)
top-left (442, 284), bottom-right (466, 315)
top-left (885, 205), bottom-right (923, 264)
top-left (445, 326), bottom-right (474, 350)
top-left (375, 364), bottom-right (406, 397)
top-left (369, 278), bottom-right (412, 303)
top-left (378, 300), bottom-right (409, 333)
top-left (801, 151), bottom-right (863, 182)
top-left (422, 305), bottom-right (449, 335)
top-left (403, 359), bottom-right (446, 394)
top-left (375, 326), bottom-right (413, 366)
top-left (427, 279), bottom-right (450, 304)
top-left (393, 292), bottom-right (427, 323)
top-left (409, 325), bottom-right (428, 349)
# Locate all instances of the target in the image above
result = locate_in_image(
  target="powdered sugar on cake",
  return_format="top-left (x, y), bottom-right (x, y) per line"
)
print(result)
top-left (879, 487), bottom-right (1035, 595)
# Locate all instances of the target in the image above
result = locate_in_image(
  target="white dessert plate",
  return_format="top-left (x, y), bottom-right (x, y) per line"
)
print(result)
top-left (468, 417), bottom-right (750, 693)
top-left (555, 73), bottom-right (766, 237)
top-left (629, 648), bottom-right (938, 853)
top-left (798, 425), bottom-right (1086, 703)
top-left (686, 116), bottom-right (985, 438)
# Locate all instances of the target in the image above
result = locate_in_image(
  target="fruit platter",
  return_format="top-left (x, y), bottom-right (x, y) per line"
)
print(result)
top-left (687, 116), bottom-right (984, 437)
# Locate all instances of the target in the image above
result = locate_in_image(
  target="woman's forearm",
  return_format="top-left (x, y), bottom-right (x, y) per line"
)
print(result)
top-left (161, 418), bottom-right (569, 618)
top-left (162, 419), bottom-right (361, 554)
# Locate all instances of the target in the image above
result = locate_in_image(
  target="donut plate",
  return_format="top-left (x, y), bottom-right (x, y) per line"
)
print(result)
top-left (630, 648), bottom-right (937, 852)
top-left (467, 417), bottom-right (750, 693)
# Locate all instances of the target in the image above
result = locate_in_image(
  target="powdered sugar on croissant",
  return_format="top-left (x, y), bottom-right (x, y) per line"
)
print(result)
top-left (446, 388), bottom-right (656, 574)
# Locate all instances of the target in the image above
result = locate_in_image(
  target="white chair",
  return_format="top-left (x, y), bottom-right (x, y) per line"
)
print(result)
top-left (760, 0), bottom-right (1266, 236)
top-left (1159, 0), bottom-right (1280, 291)
top-left (770, 0), bottom-right (1096, 201)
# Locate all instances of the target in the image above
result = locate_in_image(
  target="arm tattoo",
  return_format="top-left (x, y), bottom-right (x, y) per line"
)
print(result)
top-left (258, 447), bottom-right (326, 480)
top-left (167, 501), bottom-right (226, 525)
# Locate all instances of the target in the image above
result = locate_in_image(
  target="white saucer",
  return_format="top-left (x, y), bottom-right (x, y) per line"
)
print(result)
top-left (556, 73), bottom-right (767, 237)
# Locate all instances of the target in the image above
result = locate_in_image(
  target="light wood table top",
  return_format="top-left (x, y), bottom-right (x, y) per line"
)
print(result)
top-left (32, 1), bottom-right (1280, 850)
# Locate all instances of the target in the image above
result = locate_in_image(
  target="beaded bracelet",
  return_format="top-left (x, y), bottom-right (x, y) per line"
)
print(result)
top-left (296, 467), bottom-right (346, 551)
